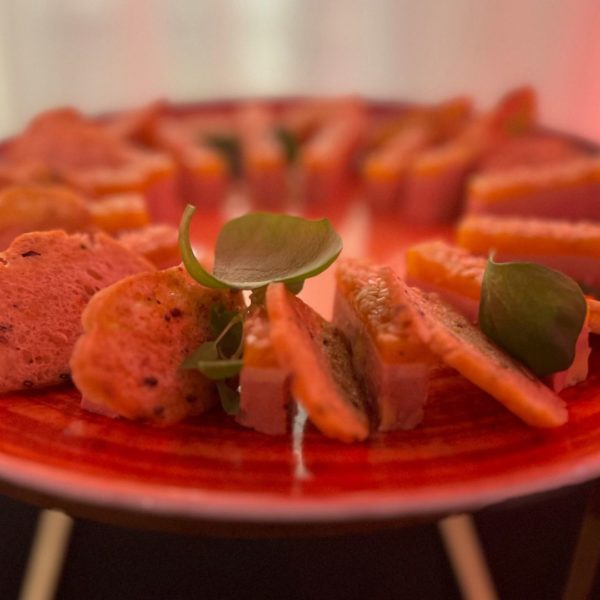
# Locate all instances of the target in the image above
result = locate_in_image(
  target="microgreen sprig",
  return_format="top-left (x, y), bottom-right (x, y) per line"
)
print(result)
top-left (179, 205), bottom-right (343, 414)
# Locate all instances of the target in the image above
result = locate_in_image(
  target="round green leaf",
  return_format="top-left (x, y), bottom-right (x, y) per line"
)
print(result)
top-left (212, 212), bottom-right (343, 289)
top-left (479, 258), bottom-right (587, 377)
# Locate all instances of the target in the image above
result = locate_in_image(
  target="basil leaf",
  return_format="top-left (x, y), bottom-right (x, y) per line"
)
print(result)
top-left (178, 205), bottom-right (230, 289)
top-left (274, 127), bottom-right (299, 164)
top-left (204, 134), bottom-right (242, 178)
top-left (212, 212), bottom-right (342, 289)
top-left (217, 381), bottom-right (240, 415)
top-left (479, 258), bottom-right (587, 377)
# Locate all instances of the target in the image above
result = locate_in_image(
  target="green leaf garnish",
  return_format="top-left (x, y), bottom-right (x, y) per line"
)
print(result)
top-left (179, 204), bottom-right (342, 418)
top-left (217, 381), bottom-right (240, 415)
top-left (479, 258), bottom-right (587, 377)
top-left (204, 134), bottom-right (242, 178)
top-left (210, 304), bottom-right (243, 357)
top-left (179, 205), bottom-right (342, 290)
top-left (274, 127), bottom-right (299, 164)
top-left (179, 206), bottom-right (230, 289)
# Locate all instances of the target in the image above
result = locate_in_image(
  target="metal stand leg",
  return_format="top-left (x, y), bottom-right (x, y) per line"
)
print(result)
top-left (563, 481), bottom-right (600, 600)
top-left (18, 510), bottom-right (73, 600)
top-left (438, 513), bottom-right (499, 600)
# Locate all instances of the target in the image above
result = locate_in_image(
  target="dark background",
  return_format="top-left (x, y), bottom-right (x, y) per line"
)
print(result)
top-left (0, 481), bottom-right (599, 600)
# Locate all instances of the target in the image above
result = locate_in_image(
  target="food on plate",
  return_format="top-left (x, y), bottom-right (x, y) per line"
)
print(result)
top-left (151, 113), bottom-right (230, 208)
top-left (400, 284), bottom-right (568, 428)
top-left (405, 239), bottom-right (591, 391)
top-left (333, 257), bottom-right (437, 431)
top-left (0, 108), bottom-right (176, 220)
top-left (402, 87), bottom-right (538, 224)
top-left (0, 88), bottom-right (596, 445)
top-left (117, 223), bottom-right (181, 269)
top-left (236, 104), bottom-right (287, 208)
top-left (362, 122), bottom-right (434, 212)
top-left (0, 184), bottom-right (91, 250)
top-left (457, 215), bottom-right (600, 292)
top-left (362, 97), bottom-right (473, 211)
top-left (236, 306), bottom-right (292, 435)
top-left (466, 156), bottom-right (600, 220)
top-left (478, 133), bottom-right (585, 173)
top-left (87, 193), bottom-right (150, 233)
top-left (405, 240), bottom-right (485, 323)
top-left (71, 266), bottom-right (242, 424)
top-left (267, 282), bottom-right (370, 443)
top-left (301, 98), bottom-right (367, 204)
top-left (0, 230), bottom-right (154, 393)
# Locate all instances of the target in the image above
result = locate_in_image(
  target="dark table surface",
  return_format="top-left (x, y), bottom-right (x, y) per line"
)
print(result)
top-left (0, 481), bottom-right (599, 600)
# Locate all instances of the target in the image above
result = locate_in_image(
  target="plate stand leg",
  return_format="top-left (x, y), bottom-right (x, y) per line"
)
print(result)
top-left (563, 482), bottom-right (600, 600)
top-left (438, 513), bottom-right (499, 600)
top-left (18, 509), bottom-right (73, 600)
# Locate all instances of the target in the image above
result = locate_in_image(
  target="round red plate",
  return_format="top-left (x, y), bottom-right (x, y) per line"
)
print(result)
top-left (1, 102), bottom-right (599, 533)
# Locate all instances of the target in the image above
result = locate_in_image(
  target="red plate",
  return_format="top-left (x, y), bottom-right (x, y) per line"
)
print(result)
top-left (1, 102), bottom-right (599, 534)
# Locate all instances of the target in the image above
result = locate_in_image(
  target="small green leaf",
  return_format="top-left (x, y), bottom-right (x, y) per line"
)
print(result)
top-left (274, 127), bottom-right (299, 164)
top-left (204, 134), bottom-right (242, 178)
top-left (182, 342), bottom-right (219, 368)
top-left (179, 206), bottom-right (342, 291)
top-left (210, 304), bottom-right (243, 357)
top-left (217, 381), bottom-right (240, 415)
top-left (183, 342), bottom-right (243, 380)
top-left (479, 258), bottom-right (587, 377)
top-left (212, 212), bottom-right (343, 289)
top-left (197, 359), bottom-right (243, 380)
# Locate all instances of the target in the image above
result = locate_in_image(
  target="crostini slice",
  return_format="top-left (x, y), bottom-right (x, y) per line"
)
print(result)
top-left (400, 283), bottom-right (568, 428)
top-left (334, 258), bottom-right (439, 431)
top-left (0, 230), bottom-right (154, 393)
top-left (266, 282), bottom-right (370, 443)
top-left (71, 266), bottom-right (243, 424)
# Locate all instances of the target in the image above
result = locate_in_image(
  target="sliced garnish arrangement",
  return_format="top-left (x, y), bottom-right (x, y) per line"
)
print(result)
top-left (173, 205), bottom-right (589, 439)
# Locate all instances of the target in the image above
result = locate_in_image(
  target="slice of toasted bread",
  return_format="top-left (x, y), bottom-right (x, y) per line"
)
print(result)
top-left (266, 282), bottom-right (370, 442)
top-left (0, 230), bottom-right (154, 393)
top-left (71, 266), bottom-right (242, 424)
top-left (400, 283), bottom-right (567, 428)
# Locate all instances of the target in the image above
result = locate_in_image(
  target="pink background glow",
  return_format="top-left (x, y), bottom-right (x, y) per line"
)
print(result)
top-left (0, 0), bottom-right (599, 140)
